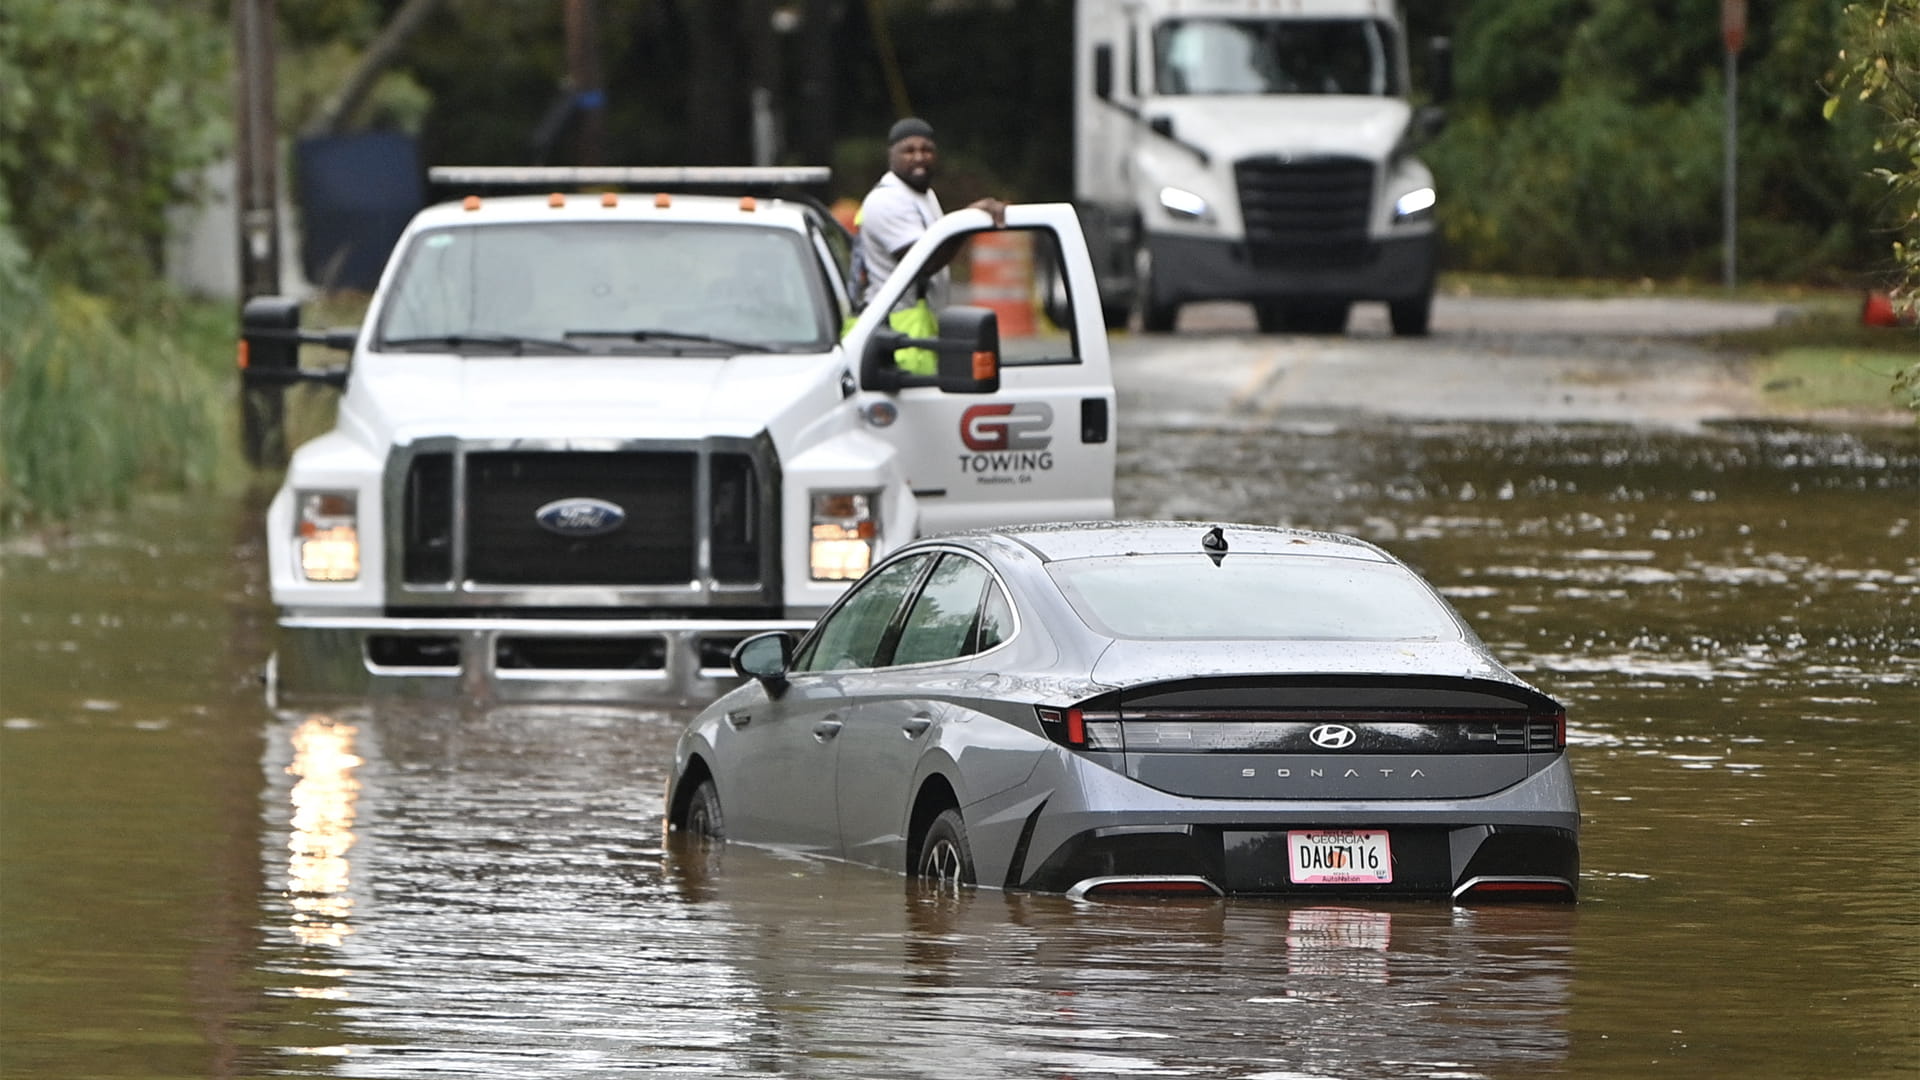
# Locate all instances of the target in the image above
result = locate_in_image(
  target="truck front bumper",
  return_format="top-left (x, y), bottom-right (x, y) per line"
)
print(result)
top-left (269, 614), bottom-right (817, 708)
top-left (1151, 231), bottom-right (1436, 305)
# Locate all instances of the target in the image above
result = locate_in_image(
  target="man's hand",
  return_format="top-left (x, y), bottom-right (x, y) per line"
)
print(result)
top-left (968, 197), bottom-right (1009, 227)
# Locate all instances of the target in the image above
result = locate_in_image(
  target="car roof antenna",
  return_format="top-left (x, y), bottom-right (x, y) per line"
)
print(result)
top-left (1201, 525), bottom-right (1228, 565)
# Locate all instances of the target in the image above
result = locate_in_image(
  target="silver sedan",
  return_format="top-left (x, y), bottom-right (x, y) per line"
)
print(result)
top-left (666, 520), bottom-right (1579, 902)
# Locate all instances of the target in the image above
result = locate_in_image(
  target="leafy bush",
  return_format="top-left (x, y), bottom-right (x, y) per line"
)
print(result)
top-left (0, 289), bottom-right (242, 528)
top-left (1825, 0), bottom-right (1920, 411)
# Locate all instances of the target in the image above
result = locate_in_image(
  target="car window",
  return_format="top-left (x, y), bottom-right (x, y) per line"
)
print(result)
top-left (890, 554), bottom-right (993, 666)
top-left (972, 577), bottom-right (1014, 652)
top-left (1047, 553), bottom-right (1463, 641)
top-left (792, 554), bottom-right (931, 672)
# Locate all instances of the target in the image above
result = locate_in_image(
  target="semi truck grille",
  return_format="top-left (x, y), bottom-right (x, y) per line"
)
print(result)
top-left (1235, 156), bottom-right (1375, 268)
top-left (399, 447), bottom-right (770, 590)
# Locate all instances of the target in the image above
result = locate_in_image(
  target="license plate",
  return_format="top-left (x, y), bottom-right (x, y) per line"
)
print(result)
top-left (1287, 830), bottom-right (1392, 884)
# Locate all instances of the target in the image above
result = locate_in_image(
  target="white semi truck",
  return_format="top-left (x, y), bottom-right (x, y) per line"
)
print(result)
top-left (1070, 0), bottom-right (1450, 335)
top-left (242, 167), bottom-right (1117, 706)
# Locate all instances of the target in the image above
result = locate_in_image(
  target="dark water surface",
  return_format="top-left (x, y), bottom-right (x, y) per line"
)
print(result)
top-left (3, 419), bottom-right (1915, 1079)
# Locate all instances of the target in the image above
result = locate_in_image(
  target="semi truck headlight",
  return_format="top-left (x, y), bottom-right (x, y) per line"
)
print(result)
top-left (1394, 186), bottom-right (1436, 222)
top-left (1158, 186), bottom-right (1210, 221)
top-left (297, 490), bottom-right (360, 582)
top-left (810, 491), bottom-right (876, 581)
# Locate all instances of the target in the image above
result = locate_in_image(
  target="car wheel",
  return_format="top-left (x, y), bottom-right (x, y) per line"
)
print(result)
top-left (915, 808), bottom-right (976, 890)
top-left (683, 779), bottom-right (724, 841)
top-left (1133, 242), bottom-right (1178, 333)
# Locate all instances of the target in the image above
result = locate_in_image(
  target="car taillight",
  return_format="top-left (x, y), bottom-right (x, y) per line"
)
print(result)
top-left (1036, 705), bottom-right (1121, 749)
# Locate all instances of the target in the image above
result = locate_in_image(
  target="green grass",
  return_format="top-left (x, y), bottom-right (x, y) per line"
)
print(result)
top-left (1755, 347), bottom-right (1920, 415)
top-left (0, 290), bottom-right (249, 530)
top-left (1443, 272), bottom-right (1920, 418)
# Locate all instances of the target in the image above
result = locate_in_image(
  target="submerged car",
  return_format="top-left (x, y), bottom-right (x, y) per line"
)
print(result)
top-left (665, 521), bottom-right (1578, 902)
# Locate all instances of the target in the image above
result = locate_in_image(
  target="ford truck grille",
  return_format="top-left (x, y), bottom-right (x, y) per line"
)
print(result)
top-left (393, 441), bottom-right (777, 602)
top-left (1235, 156), bottom-right (1375, 268)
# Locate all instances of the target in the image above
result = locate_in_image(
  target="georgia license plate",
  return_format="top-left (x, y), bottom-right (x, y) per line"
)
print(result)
top-left (1287, 829), bottom-right (1393, 885)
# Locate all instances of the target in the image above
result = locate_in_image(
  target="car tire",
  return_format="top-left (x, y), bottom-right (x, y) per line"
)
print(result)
top-left (683, 779), bottom-right (724, 841)
top-left (915, 808), bottom-right (976, 889)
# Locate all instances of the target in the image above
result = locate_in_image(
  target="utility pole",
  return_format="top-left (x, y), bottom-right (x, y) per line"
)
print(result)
top-left (234, 0), bottom-right (284, 467)
top-left (233, 0), bottom-right (281, 302)
top-left (564, 0), bottom-right (606, 165)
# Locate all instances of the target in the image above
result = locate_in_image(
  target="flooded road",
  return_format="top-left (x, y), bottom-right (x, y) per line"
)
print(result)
top-left (3, 333), bottom-right (1916, 1078)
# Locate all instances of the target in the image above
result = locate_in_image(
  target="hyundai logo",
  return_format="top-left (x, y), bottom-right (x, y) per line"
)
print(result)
top-left (535, 497), bottom-right (627, 537)
top-left (1309, 724), bottom-right (1359, 750)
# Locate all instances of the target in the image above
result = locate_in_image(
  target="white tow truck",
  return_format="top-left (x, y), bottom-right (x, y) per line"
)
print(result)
top-left (243, 166), bottom-right (1116, 706)
top-left (1068, 0), bottom-right (1451, 335)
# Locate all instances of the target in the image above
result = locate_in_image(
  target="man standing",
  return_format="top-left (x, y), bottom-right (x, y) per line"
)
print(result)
top-left (856, 117), bottom-right (1006, 374)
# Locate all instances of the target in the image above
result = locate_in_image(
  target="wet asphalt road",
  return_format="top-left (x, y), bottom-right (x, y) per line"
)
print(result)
top-left (1117, 295), bottom-right (1892, 430)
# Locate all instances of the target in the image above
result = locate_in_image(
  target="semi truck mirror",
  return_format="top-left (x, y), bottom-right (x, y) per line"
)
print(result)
top-left (1094, 44), bottom-right (1114, 100)
top-left (934, 306), bottom-right (1001, 395)
top-left (1429, 37), bottom-right (1454, 103)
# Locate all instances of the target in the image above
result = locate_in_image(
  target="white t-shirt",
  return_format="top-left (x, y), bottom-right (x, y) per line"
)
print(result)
top-left (857, 171), bottom-right (946, 311)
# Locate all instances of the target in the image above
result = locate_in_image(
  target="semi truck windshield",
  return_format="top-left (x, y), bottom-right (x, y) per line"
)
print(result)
top-left (1154, 18), bottom-right (1399, 97)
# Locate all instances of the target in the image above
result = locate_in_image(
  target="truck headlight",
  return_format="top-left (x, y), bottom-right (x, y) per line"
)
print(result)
top-left (810, 491), bottom-right (876, 581)
top-left (297, 490), bottom-right (360, 582)
top-left (1158, 186), bottom-right (1210, 221)
top-left (1394, 186), bottom-right (1436, 222)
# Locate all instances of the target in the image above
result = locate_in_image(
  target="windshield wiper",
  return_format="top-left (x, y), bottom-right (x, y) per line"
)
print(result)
top-left (564, 329), bottom-right (775, 354)
top-left (382, 332), bottom-right (586, 354)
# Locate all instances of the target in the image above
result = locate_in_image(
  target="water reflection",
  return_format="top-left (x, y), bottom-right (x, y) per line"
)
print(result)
top-left (284, 715), bottom-right (363, 948)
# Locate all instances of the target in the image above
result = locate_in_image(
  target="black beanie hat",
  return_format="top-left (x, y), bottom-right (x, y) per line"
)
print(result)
top-left (888, 117), bottom-right (935, 145)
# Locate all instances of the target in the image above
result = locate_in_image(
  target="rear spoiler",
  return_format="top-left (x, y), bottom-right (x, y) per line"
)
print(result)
top-left (427, 165), bottom-right (831, 193)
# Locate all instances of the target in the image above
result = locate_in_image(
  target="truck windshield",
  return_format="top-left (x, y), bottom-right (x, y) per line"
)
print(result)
top-left (1154, 18), bottom-right (1399, 97)
top-left (377, 221), bottom-right (837, 354)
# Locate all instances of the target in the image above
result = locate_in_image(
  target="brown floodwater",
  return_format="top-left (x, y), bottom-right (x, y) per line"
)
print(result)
top-left (2, 418), bottom-right (1914, 1079)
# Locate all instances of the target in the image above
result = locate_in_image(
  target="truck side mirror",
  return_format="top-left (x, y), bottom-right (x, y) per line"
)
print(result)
top-left (241, 296), bottom-right (302, 381)
top-left (857, 305), bottom-right (1001, 394)
top-left (1094, 43), bottom-right (1114, 100)
top-left (934, 306), bottom-right (1001, 394)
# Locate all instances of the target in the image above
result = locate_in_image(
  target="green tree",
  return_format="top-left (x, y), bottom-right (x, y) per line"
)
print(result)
top-left (1826, 0), bottom-right (1920, 410)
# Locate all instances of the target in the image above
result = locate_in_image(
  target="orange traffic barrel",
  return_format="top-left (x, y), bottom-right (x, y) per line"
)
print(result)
top-left (968, 230), bottom-right (1036, 337)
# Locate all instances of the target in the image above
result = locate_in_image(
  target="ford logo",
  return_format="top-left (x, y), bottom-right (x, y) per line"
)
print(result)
top-left (535, 497), bottom-right (627, 537)
top-left (1309, 724), bottom-right (1358, 750)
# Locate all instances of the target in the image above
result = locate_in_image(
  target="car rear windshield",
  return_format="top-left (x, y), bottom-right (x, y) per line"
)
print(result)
top-left (377, 221), bottom-right (835, 352)
top-left (1047, 553), bottom-right (1463, 641)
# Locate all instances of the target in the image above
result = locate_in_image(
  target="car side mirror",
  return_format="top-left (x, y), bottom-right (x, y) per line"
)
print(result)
top-left (732, 631), bottom-right (795, 686)
top-left (859, 305), bottom-right (1001, 394)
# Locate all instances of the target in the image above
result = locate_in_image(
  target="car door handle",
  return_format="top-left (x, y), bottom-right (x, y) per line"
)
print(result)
top-left (901, 716), bottom-right (932, 738)
top-left (725, 710), bottom-right (752, 729)
top-left (812, 719), bottom-right (844, 742)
